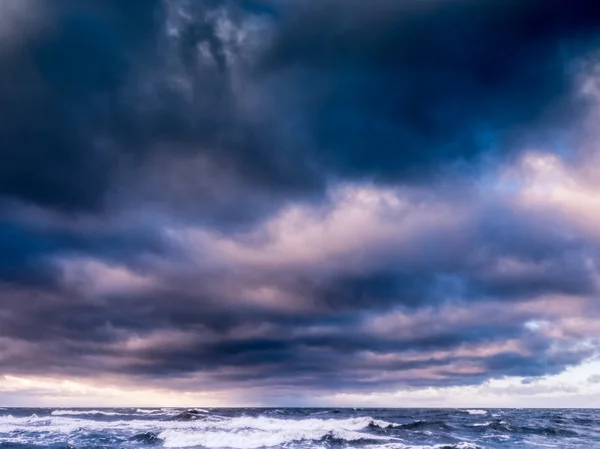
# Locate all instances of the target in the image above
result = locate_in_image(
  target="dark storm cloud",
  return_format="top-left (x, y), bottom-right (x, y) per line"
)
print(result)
top-left (0, 0), bottom-right (319, 220)
top-left (1, 0), bottom-right (600, 400)
top-left (0, 208), bottom-right (169, 289)
top-left (0, 0), bottom-right (256, 213)
top-left (0, 0), bottom-right (164, 212)
top-left (2, 0), bottom-right (599, 214)
top-left (260, 0), bottom-right (600, 182)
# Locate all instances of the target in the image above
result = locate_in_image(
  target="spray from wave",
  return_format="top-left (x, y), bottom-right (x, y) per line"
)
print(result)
top-left (0, 408), bottom-right (595, 448)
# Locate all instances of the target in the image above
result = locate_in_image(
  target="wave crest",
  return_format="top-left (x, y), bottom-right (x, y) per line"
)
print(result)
top-left (50, 409), bottom-right (124, 417)
top-left (463, 410), bottom-right (487, 415)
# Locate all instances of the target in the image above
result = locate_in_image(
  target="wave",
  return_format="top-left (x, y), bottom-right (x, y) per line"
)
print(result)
top-left (470, 420), bottom-right (578, 437)
top-left (156, 416), bottom-right (400, 448)
top-left (398, 420), bottom-right (452, 431)
top-left (1, 410), bottom-right (579, 448)
top-left (135, 408), bottom-right (164, 414)
top-left (50, 409), bottom-right (125, 416)
top-left (0, 410), bottom-right (394, 439)
top-left (130, 431), bottom-right (160, 444)
top-left (170, 408), bottom-right (211, 420)
top-left (462, 410), bottom-right (487, 415)
top-left (369, 420), bottom-right (452, 431)
top-left (159, 426), bottom-right (391, 448)
top-left (471, 422), bottom-right (491, 427)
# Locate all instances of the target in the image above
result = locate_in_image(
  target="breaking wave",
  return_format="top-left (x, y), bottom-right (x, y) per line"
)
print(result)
top-left (463, 410), bottom-right (487, 415)
top-left (50, 409), bottom-right (126, 416)
top-left (369, 419), bottom-right (452, 431)
top-left (159, 428), bottom-right (388, 448)
top-left (136, 408), bottom-right (165, 414)
top-left (0, 408), bottom-right (596, 448)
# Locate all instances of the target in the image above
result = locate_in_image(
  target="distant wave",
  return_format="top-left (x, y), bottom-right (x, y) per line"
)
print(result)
top-left (0, 408), bottom-right (592, 448)
top-left (469, 420), bottom-right (578, 437)
top-left (50, 409), bottom-right (124, 416)
top-left (170, 408), bottom-right (211, 420)
top-left (462, 409), bottom-right (487, 415)
top-left (369, 419), bottom-right (452, 431)
top-left (135, 408), bottom-right (163, 414)
top-left (471, 421), bottom-right (492, 427)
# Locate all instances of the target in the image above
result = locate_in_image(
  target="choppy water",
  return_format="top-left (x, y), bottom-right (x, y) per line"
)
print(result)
top-left (0, 408), bottom-right (598, 449)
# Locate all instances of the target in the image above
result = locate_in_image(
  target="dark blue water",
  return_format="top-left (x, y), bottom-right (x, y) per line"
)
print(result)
top-left (0, 408), bottom-right (598, 448)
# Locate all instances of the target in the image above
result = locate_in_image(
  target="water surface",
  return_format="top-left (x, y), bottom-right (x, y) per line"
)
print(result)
top-left (1, 407), bottom-right (598, 448)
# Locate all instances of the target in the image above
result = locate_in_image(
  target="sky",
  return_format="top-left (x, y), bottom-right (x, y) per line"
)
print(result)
top-left (2, 0), bottom-right (600, 408)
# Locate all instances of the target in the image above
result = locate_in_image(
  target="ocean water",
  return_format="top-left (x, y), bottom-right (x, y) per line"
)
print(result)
top-left (0, 408), bottom-right (598, 449)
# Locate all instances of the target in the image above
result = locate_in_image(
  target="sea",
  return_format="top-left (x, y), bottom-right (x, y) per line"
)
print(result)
top-left (0, 408), bottom-right (598, 449)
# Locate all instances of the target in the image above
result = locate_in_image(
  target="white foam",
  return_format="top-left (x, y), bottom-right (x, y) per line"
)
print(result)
top-left (0, 413), bottom-right (400, 447)
top-left (51, 409), bottom-right (124, 416)
top-left (159, 418), bottom-right (393, 449)
top-left (160, 428), bottom-right (384, 448)
top-left (464, 409), bottom-right (487, 415)
top-left (185, 408), bottom-right (209, 413)
top-left (135, 408), bottom-right (164, 414)
top-left (202, 416), bottom-right (394, 432)
top-left (158, 421), bottom-right (389, 449)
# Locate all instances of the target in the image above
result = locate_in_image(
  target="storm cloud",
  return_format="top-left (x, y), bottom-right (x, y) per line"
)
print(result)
top-left (1, 0), bottom-right (600, 404)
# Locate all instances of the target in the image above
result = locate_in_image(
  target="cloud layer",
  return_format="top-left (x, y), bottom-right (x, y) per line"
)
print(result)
top-left (1, 0), bottom-right (600, 405)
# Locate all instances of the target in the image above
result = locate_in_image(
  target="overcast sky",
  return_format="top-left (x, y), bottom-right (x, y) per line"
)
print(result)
top-left (2, 0), bottom-right (600, 407)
